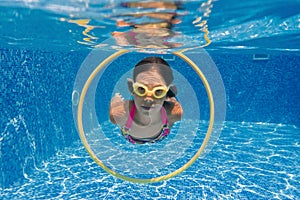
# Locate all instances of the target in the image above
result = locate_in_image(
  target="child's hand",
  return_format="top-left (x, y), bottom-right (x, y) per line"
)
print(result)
top-left (110, 93), bottom-right (127, 124)
top-left (115, 93), bottom-right (124, 99)
top-left (111, 93), bottom-right (124, 106)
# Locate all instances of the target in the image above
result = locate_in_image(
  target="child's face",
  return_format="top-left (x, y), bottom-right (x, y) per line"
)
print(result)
top-left (133, 70), bottom-right (167, 115)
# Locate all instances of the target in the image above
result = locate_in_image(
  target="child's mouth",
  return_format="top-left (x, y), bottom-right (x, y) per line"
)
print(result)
top-left (141, 106), bottom-right (152, 110)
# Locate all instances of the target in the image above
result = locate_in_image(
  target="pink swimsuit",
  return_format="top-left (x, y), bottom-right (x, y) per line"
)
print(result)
top-left (121, 103), bottom-right (170, 144)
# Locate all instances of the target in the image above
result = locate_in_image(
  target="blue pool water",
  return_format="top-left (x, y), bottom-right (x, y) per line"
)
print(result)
top-left (1, 121), bottom-right (299, 199)
top-left (1, 0), bottom-right (300, 199)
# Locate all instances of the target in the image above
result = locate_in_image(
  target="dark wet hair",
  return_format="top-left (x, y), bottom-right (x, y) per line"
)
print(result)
top-left (133, 57), bottom-right (177, 97)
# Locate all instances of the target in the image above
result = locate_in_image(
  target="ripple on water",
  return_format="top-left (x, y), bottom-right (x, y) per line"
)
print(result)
top-left (1, 121), bottom-right (299, 199)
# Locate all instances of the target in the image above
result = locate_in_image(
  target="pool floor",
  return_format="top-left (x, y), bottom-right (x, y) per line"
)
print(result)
top-left (1, 121), bottom-right (299, 199)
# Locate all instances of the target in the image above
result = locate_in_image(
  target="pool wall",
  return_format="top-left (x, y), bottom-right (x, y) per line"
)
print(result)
top-left (0, 48), bottom-right (87, 187)
top-left (214, 52), bottom-right (299, 126)
top-left (0, 48), bottom-right (299, 188)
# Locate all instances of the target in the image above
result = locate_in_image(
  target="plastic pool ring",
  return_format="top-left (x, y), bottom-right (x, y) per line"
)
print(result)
top-left (77, 49), bottom-right (215, 183)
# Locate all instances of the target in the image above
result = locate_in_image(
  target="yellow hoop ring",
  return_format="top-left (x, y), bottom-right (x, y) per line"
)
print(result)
top-left (77, 50), bottom-right (215, 183)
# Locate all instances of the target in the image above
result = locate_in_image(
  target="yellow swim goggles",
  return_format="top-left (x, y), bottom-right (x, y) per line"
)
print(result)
top-left (133, 82), bottom-right (170, 99)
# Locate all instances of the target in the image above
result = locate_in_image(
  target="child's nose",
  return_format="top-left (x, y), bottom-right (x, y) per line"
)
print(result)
top-left (144, 99), bottom-right (153, 106)
top-left (144, 95), bottom-right (154, 104)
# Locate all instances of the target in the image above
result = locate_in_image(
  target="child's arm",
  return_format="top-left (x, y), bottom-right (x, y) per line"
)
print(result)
top-left (109, 93), bottom-right (128, 124)
top-left (165, 97), bottom-right (183, 125)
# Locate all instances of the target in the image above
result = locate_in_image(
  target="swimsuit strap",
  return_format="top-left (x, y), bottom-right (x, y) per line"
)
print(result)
top-left (123, 103), bottom-right (170, 144)
top-left (160, 107), bottom-right (170, 137)
top-left (124, 103), bottom-right (136, 130)
top-left (160, 106), bottom-right (168, 125)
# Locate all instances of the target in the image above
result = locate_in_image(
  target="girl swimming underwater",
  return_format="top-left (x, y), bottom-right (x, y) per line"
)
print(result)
top-left (110, 57), bottom-right (183, 144)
